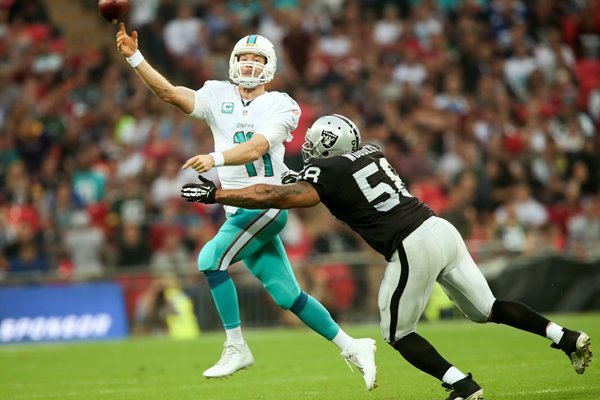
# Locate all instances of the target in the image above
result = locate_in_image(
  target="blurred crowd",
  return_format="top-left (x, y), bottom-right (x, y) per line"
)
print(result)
top-left (1, 0), bottom-right (599, 291)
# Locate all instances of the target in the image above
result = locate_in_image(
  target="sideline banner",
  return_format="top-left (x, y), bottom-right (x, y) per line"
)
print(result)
top-left (0, 283), bottom-right (128, 344)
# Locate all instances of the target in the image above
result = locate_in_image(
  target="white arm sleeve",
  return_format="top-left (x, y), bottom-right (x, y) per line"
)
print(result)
top-left (255, 94), bottom-right (301, 149)
top-left (188, 81), bottom-right (218, 120)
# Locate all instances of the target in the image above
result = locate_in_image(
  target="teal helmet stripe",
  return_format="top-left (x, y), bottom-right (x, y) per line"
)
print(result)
top-left (247, 34), bottom-right (258, 44)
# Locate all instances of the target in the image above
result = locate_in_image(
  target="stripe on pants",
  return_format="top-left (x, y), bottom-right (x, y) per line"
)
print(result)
top-left (218, 209), bottom-right (281, 270)
top-left (389, 244), bottom-right (410, 343)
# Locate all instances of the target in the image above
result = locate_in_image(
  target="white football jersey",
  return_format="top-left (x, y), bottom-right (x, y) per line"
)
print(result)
top-left (189, 81), bottom-right (300, 191)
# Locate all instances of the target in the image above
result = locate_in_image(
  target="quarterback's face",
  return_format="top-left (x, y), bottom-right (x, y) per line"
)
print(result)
top-left (238, 53), bottom-right (266, 77)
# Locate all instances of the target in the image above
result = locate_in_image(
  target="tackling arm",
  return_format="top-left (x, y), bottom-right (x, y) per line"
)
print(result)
top-left (216, 181), bottom-right (321, 209)
top-left (116, 23), bottom-right (195, 113)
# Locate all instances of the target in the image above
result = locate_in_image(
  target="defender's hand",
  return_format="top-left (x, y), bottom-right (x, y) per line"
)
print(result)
top-left (181, 154), bottom-right (216, 173)
top-left (181, 176), bottom-right (217, 204)
top-left (116, 22), bottom-right (138, 57)
top-left (281, 170), bottom-right (300, 184)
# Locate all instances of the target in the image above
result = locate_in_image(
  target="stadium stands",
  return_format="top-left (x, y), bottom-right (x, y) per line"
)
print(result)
top-left (1, 0), bottom-right (599, 329)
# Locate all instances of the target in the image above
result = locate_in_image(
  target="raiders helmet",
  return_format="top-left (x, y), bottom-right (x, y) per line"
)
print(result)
top-left (302, 114), bottom-right (361, 162)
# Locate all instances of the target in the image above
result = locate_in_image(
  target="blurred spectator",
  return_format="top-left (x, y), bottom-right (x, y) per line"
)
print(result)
top-left (503, 40), bottom-right (538, 100)
top-left (149, 231), bottom-right (191, 275)
top-left (411, 1), bottom-right (443, 50)
top-left (588, 78), bottom-right (600, 123)
top-left (6, 0), bottom-right (49, 24)
top-left (551, 177), bottom-right (584, 226)
top-left (115, 223), bottom-right (151, 269)
top-left (134, 276), bottom-right (200, 339)
top-left (163, 4), bottom-right (203, 58)
top-left (4, 222), bottom-right (47, 276)
top-left (149, 156), bottom-right (193, 209)
top-left (534, 27), bottom-right (576, 84)
top-left (110, 177), bottom-right (147, 228)
top-left (487, 0), bottom-right (528, 50)
top-left (495, 203), bottom-right (532, 255)
top-left (8, 241), bottom-right (48, 276)
top-left (494, 183), bottom-right (549, 228)
top-left (0, 0), bottom-right (599, 285)
top-left (567, 194), bottom-right (600, 259)
top-left (392, 46), bottom-right (427, 91)
top-left (440, 173), bottom-right (478, 237)
top-left (63, 210), bottom-right (106, 279)
top-left (317, 18), bottom-right (352, 61)
top-left (373, 3), bottom-right (403, 47)
top-left (47, 181), bottom-right (85, 236)
top-left (434, 73), bottom-right (470, 115)
top-left (71, 146), bottom-right (107, 207)
top-left (282, 13), bottom-right (313, 78)
top-left (129, 0), bottom-right (160, 29)
top-left (1, 160), bottom-right (29, 204)
top-left (227, 0), bottom-right (262, 27)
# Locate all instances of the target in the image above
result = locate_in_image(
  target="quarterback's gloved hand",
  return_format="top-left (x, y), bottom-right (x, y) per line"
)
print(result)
top-left (281, 169), bottom-right (300, 185)
top-left (181, 175), bottom-right (217, 204)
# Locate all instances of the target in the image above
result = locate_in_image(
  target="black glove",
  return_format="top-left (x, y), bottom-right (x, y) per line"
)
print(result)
top-left (281, 169), bottom-right (300, 185)
top-left (181, 175), bottom-right (217, 204)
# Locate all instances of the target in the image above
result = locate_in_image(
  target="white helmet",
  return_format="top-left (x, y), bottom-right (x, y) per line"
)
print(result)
top-left (302, 114), bottom-right (361, 162)
top-left (229, 34), bottom-right (277, 88)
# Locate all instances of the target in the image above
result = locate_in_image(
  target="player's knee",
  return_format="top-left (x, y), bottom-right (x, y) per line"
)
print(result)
top-left (464, 310), bottom-right (489, 323)
top-left (198, 263), bottom-right (212, 272)
top-left (386, 329), bottom-right (414, 347)
top-left (263, 285), bottom-right (298, 310)
top-left (458, 297), bottom-right (495, 323)
top-left (197, 251), bottom-right (218, 272)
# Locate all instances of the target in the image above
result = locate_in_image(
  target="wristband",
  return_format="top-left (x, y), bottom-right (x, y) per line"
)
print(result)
top-left (210, 152), bottom-right (225, 167)
top-left (126, 50), bottom-right (144, 68)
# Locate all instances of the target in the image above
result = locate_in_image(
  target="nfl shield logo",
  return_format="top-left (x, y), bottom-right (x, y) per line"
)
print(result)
top-left (320, 130), bottom-right (338, 149)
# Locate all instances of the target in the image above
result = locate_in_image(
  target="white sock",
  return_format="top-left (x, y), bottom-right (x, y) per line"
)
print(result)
top-left (442, 366), bottom-right (467, 385)
top-left (546, 322), bottom-right (564, 344)
top-left (225, 327), bottom-right (245, 345)
top-left (332, 329), bottom-right (354, 352)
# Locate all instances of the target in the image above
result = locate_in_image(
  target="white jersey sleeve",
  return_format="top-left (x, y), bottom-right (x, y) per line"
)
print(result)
top-left (254, 92), bottom-right (300, 149)
top-left (188, 80), bottom-right (227, 123)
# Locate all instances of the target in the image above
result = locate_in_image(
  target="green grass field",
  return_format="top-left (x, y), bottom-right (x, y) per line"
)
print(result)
top-left (1, 313), bottom-right (599, 400)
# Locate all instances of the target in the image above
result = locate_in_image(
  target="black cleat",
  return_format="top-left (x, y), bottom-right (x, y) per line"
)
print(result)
top-left (551, 329), bottom-right (592, 374)
top-left (442, 373), bottom-right (484, 400)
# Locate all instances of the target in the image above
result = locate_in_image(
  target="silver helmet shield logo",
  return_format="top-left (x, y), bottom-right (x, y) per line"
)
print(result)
top-left (320, 130), bottom-right (338, 149)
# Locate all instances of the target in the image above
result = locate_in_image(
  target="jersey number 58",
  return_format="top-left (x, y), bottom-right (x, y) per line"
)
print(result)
top-left (353, 158), bottom-right (411, 212)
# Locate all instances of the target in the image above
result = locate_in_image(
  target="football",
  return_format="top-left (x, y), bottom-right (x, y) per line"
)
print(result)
top-left (98, 0), bottom-right (129, 24)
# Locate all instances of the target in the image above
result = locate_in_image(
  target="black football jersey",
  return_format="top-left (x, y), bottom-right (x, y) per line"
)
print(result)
top-left (299, 145), bottom-right (434, 260)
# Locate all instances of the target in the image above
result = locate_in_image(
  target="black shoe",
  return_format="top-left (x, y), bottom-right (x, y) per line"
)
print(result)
top-left (441, 373), bottom-right (484, 400)
top-left (551, 328), bottom-right (592, 374)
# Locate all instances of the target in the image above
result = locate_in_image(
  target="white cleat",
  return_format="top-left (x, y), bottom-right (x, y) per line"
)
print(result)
top-left (203, 340), bottom-right (254, 378)
top-left (571, 332), bottom-right (592, 374)
top-left (341, 338), bottom-right (377, 390)
top-left (552, 329), bottom-right (593, 374)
